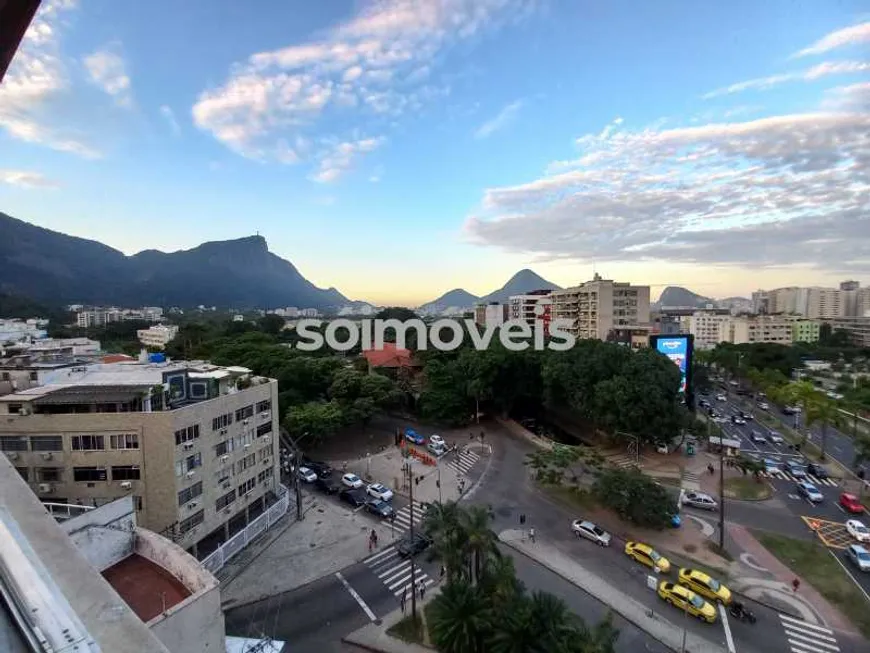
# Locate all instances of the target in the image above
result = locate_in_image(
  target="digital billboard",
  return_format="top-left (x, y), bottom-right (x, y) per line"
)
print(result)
top-left (649, 334), bottom-right (694, 408)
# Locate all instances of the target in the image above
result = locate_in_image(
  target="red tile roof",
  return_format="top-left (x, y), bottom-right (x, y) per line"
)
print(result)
top-left (362, 342), bottom-right (418, 368)
top-left (102, 354), bottom-right (136, 363)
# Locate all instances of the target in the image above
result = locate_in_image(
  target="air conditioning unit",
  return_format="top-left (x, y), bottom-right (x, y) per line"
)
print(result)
top-left (187, 501), bottom-right (198, 510)
top-left (185, 471), bottom-right (196, 479)
top-left (120, 481), bottom-right (132, 490)
top-left (41, 452), bottom-right (53, 460)
top-left (220, 454), bottom-right (229, 463)
top-left (182, 442), bottom-right (194, 450)
top-left (262, 458), bottom-right (270, 465)
top-left (262, 436), bottom-right (271, 443)
top-left (221, 481), bottom-right (231, 489)
top-left (260, 412), bottom-right (269, 418)
top-left (243, 419), bottom-right (250, 425)
top-left (6, 452), bottom-right (18, 460)
top-left (220, 429), bottom-right (227, 435)
top-left (38, 483), bottom-right (53, 493)
top-left (223, 507), bottom-right (232, 515)
top-left (244, 443), bottom-right (251, 449)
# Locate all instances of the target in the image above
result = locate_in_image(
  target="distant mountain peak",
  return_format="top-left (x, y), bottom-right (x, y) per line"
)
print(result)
top-left (655, 286), bottom-right (713, 308)
top-left (419, 268), bottom-right (562, 313)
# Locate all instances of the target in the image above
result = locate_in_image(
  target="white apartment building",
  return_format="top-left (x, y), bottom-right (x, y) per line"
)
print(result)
top-left (76, 307), bottom-right (164, 328)
top-left (550, 274), bottom-right (650, 340)
top-left (686, 311), bottom-right (733, 349)
top-left (474, 303), bottom-right (509, 328)
top-left (719, 315), bottom-right (795, 345)
top-left (138, 324), bottom-right (180, 349)
top-left (752, 282), bottom-right (864, 319)
top-left (0, 318), bottom-right (49, 343)
top-left (0, 360), bottom-right (282, 561)
top-left (509, 291), bottom-right (553, 328)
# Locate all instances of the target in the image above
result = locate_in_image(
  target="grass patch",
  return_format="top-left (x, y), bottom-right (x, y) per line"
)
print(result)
top-left (387, 613), bottom-right (426, 644)
top-left (705, 541), bottom-right (734, 562)
top-left (540, 483), bottom-right (598, 512)
top-left (754, 530), bottom-right (870, 639)
top-left (723, 476), bottom-right (773, 501)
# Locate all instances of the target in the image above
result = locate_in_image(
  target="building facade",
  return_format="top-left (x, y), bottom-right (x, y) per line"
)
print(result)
top-left (474, 303), bottom-right (509, 328)
top-left (752, 283), bottom-right (864, 319)
top-left (508, 291), bottom-right (553, 329)
top-left (0, 361), bottom-right (281, 559)
top-left (138, 324), bottom-right (180, 349)
top-left (0, 318), bottom-right (48, 343)
top-left (721, 315), bottom-right (796, 345)
top-left (826, 317), bottom-right (870, 348)
top-left (686, 311), bottom-right (733, 349)
top-left (792, 319), bottom-right (821, 343)
top-left (550, 274), bottom-right (650, 341)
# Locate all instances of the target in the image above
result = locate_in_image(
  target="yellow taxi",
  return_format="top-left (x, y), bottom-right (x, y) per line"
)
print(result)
top-left (657, 581), bottom-right (717, 623)
top-left (624, 541), bottom-right (671, 573)
top-left (677, 568), bottom-right (732, 605)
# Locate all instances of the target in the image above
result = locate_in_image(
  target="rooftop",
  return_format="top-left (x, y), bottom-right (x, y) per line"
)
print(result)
top-left (102, 554), bottom-right (191, 622)
top-left (362, 342), bottom-right (419, 368)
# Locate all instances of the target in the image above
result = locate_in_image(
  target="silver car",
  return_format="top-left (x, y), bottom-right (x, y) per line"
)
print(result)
top-left (682, 491), bottom-right (718, 511)
top-left (845, 544), bottom-right (870, 572)
top-left (571, 520), bottom-right (611, 546)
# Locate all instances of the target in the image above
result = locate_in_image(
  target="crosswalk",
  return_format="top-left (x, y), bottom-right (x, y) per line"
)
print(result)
top-left (779, 613), bottom-right (840, 653)
top-left (604, 453), bottom-right (642, 469)
top-left (761, 471), bottom-right (838, 487)
top-left (391, 501), bottom-right (429, 534)
top-left (363, 542), bottom-right (436, 598)
top-left (447, 449), bottom-right (480, 477)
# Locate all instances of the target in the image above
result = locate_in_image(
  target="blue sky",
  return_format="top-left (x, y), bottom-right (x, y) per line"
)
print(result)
top-left (1, 0), bottom-right (868, 306)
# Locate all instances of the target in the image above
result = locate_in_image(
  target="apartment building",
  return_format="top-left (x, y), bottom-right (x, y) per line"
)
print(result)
top-left (0, 360), bottom-right (281, 560)
top-left (752, 282), bottom-right (864, 319)
top-left (138, 324), bottom-right (180, 348)
top-left (509, 290), bottom-right (553, 329)
top-left (826, 317), bottom-right (870, 348)
top-left (550, 274), bottom-right (650, 341)
top-left (686, 311), bottom-right (733, 349)
top-left (474, 302), bottom-right (509, 328)
top-left (792, 319), bottom-right (821, 343)
top-left (0, 317), bottom-right (48, 343)
top-left (720, 315), bottom-right (796, 345)
top-left (76, 306), bottom-right (164, 328)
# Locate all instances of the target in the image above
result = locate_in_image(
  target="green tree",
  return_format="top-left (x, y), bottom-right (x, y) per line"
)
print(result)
top-left (258, 313), bottom-right (286, 335)
top-left (593, 468), bottom-right (675, 529)
top-left (428, 580), bottom-right (490, 653)
top-left (805, 394), bottom-right (844, 461)
top-left (284, 400), bottom-right (344, 444)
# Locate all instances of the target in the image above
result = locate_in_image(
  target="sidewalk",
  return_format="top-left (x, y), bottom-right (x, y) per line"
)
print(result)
top-left (343, 587), bottom-right (440, 652)
top-left (498, 529), bottom-right (729, 653)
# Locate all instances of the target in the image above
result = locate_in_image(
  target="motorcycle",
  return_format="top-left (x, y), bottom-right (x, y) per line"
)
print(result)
top-left (729, 602), bottom-right (757, 624)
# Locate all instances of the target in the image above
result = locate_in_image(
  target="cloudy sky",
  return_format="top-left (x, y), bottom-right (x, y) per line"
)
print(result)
top-left (1, 0), bottom-right (868, 306)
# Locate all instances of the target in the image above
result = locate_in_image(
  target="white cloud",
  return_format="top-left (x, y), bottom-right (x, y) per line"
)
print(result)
top-left (465, 110), bottom-right (870, 274)
top-left (192, 0), bottom-right (539, 173)
top-left (84, 46), bottom-right (132, 107)
top-left (703, 60), bottom-right (870, 99)
top-left (0, 169), bottom-right (60, 189)
top-left (159, 105), bottom-right (181, 135)
top-left (794, 21), bottom-right (870, 58)
top-left (474, 99), bottom-right (524, 139)
top-left (311, 136), bottom-right (385, 183)
top-left (0, 0), bottom-right (100, 158)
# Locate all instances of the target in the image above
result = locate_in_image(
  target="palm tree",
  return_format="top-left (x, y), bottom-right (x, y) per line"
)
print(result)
top-left (462, 504), bottom-right (500, 585)
top-left (428, 580), bottom-right (491, 653)
top-left (525, 591), bottom-right (580, 652)
top-left (481, 555), bottom-right (525, 609)
top-left (486, 598), bottom-right (539, 653)
top-left (805, 395), bottom-right (844, 461)
top-left (575, 612), bottom-right (619, 653)
top-left (774, 381), bottom-right (817, 447)
top-left (422, 500), bottom-right (467, 581)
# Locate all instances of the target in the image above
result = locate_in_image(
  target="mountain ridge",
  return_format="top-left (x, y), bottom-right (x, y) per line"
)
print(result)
top-left (0, 212), bottom-right (351, 310)
top-left (418, 269), bottom-right (561, 314)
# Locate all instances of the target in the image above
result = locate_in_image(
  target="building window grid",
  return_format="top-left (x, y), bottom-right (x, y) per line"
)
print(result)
top-left (174, 424), bottom-right (200, 446)
top-left (111, 465), bottom-right (141, 481)
top-left (234, 405), bottom-right (254, 422)
top-left (175, 452), bottom-right (203, 477)
top-left (178, 481), bottom-right (203, 506)
top-left (37, 467), bottom-right (62, 482)
top-left (73, 467), bottom-right (108, 482)
top-left (236, 453), bottom-right (256, 474)
top-left (216, 489), bottom-right (236, 511)
top-left (0, 436), bottom-right (29, 452)
top-left (238, 477), bottom-right (256, 497)
top-left (212, 413), bottom-right (233, 431)
top-left (110, 433), bottom-right (139, 450)
top-left (256, 400), bottom-right (271, 413)
top-left (179, 510), bottom-right (204, 534)
top-left (30, 436), bottom-right (63, 452)
top-left (72, 435), bottom-right (105, 451)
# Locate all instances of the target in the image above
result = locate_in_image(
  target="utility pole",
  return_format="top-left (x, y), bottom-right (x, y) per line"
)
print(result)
top-left (407, 461), bottom-right (418, 619)
top-left (280, 427), bottom-right (306, 521)
top-left (718, 417), bottom-right (725, 551)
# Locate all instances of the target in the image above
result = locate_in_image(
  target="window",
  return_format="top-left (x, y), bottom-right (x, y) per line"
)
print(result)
top-left (0, 436), bottom-right (28, 452)
top-left (257, 467), bottom-right (273, 484)
top-left (215, 439), bottom-right (234, 457)
top-left (133, 496), bottom-right (143, 511)
top-left (174, 424), bottom-right (200, 446)
top-left (215, 466), bottom-right (233, 487)
top-left (234, 405), bottom-right (254, 421)
top-left (256, 400), bottom-right (271, 413)
top-left (216, 489), bottom-right (235, 511)
top-left (256, 421), bottom-right (273, 437)
top-left (259, 444), bottom-right (273, 461)
top-left (30, 436), bottom-right (63, 452)
top-left (37, 467), bottom-right (62, 482)
top-left (1, 372), bottom-right (8, 380)
top-left (179, 510), bottom-right (204, 534)
top-left (16, 467), bottom-right (28, 481)
top-left (238, 477), bottom-right (256, 496)
top-left (212, 412), bottom-right (233, 431)
top-left (236, 453), bottom-right (255, 474)
top-left (73, 467), bottom-right (107, 482)
top-left (29, 371), bottom-right (38, 381)
top-left (234, 431), bottom-right (254, 450)
top-left (110, 433), bottom-right (139, 450)
top-left (178, 481), bottom-right (203, 506)
top-left (112, 465), bottom-right (141, 481)
top-left (72, 435), bottom-right (105, 451)
top-left (176, 452), bottom-right (203, 477)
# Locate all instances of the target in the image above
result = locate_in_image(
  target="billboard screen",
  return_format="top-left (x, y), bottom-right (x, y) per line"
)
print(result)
top-left (650, 334), bottom-right (694, 404)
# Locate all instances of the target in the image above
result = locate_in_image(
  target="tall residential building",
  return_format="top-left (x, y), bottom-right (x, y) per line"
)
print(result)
top-left (509, 290), bottom-right (554, 329)
top-left (0, 360), bottom-right (282, 560)
top-left (0, 318), bottom-right (49, 343)
top-left (719, 315), bottom-right (796, 345)
top-left (792, 319), bottom-right (821, 343)
top-left (687, 311), bottom-right (733, 349)
top-left (550, 274), bottom-right (650, 341)
top-left (752, 282), bottom-right (863, 319)
top-left (826, 317), bottom-right (870, 348)
top-left (474, 302), bottom-right (509, 328)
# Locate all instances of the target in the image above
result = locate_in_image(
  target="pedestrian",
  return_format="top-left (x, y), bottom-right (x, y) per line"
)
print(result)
top-left (400, 588), bottom-right (406, 614)
top-left (792, 578), bottom-right (800, 593)
top-left (440, 565), bottom-right (445, 580)
top-left (419, 581), bottom-right (426, 600)
top-left (372, 529), bottom-right (378, 547)
top-left (520, 513), bottom-right (526, 526)
top-left (529, 527), bottom-right (536, 543)
top-left (708, 463), bottom-right (715, 475)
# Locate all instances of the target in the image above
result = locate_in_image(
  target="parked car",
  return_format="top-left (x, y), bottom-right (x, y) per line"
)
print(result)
top-left (366, 483), bottom-right (394, 502)
top-left (731, 416), bottom-right (746, 425)
top-left (716, 394), bottom-right (726, 402)
top-left (302, 460), bottom-right (333, 478)
top-left (625, 541), bottom-right (671, 572)
top-left (846, 519), bottom-right (870, 543)
top-left (297, 466), bottom-right (318, 483)
top-left (767, 431), bottom-right (784, 444)
top-left (677, 568), bottom-right (732, 605)
top-left (796, 481), bottom-right (824, 503)
top-left (806, 463), bottom-right (828, 479)
top-left (339, 488), bottom-right (368, 507)
top-left (341, 473), bottom-right (364, 489)
top-left (740, 412), bottom-right (753, 421)
top-left (365, 498), bottom-right (395, 519)
top-left (429, 434), bottom-right (445, 447)
top-left (763, 459), bottom-right (782, 474)
top-left (404, 429), bottom-right (426, 445)
top-left (427, 442), bottom-right (448, 457)
top-left (313, 478), bottom-right (341, 494)
top-left (397, 532), bottom-right (432, 557)
top-left (758, 402), bottom-right (769, 410)
top-left (750, 431), bottom-right (766, 444)
top-left (571, 520), bottom-right (611, 546)
top-left (682, 491), bottom-right (718, 511)
top-left (657, 582), bottom-right (717, 623)
top-left (845, 544), bottom-right (870, 572)
top-left (785, 460), bottom-right (807, 478)
top-left (840, 492), bottom-right (865, 514)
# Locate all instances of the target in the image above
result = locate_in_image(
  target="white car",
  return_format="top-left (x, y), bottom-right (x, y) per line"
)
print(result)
top-left (682, 491), bottom-right (718, 511)
top-left (847, 520), bottom-right (870, 543)
top-left (297, 466), bottom-right (317, 483)
top-left (341, 473), bottom-right (364, 489)
top-left (758, 402), bottom-right (769, 410)
top-left (716, 394), bottom-right (726, 402)
top-left (571, 520), bottom-right (611, 546)
top-left (845, 544), bottom-right (870, 572)
top-left (366, 483), bottom-right (394, 502)
top-left (429, 434), bottom-right (445, 448)
top-left (750, 431), bottom-right (766, 444)
top-left (767, 431), bottom-right (784, 444)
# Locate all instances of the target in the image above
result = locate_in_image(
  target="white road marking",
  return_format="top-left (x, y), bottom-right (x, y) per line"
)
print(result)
top-left (364, 546), bottom-right (399, 565)
top-left (718, 603), bottom-right (736, 653)
top-left (335, 571), bottom-right (377, 622)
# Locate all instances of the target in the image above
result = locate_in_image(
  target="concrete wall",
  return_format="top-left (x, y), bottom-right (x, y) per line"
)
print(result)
top-left (136, 528), bottom-right (225, 653)
top-left (495, 417), bottom-right (554, 450)
top-left (62, 496), bottom-right (136, 571)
